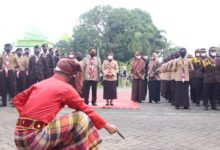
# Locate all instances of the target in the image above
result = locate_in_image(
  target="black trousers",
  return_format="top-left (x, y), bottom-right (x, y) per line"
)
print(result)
top-left (190, 80), bottom-right (196, 103)
top-left (214, 83), bottom-right (220, 106)
top-left (16, 71), bottom-right (27, 93)
top-left (190, 78), bottom-right (203, 104)
top-left (0, 71), bottom-right (2, 96)
top-left (1, 70), bottom-right (17, 105)
top-left (148, 80), bottom-right (160, 102)
top-left (83, 80), bottom-right (97, 104)
top-left (203, 83), bottom-right (217, 108)
top-left (170, 80), bottom-right (176, 105)
top-left (29, 73), bottom-right (44, 87)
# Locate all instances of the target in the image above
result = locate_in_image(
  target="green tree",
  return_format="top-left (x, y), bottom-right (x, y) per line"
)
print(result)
top-left (56, 33), bottom-right (72, 55)
top-left (72, 5), bottom-right (168, 61)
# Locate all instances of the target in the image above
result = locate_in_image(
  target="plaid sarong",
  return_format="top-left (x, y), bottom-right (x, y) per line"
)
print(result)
top-left (14, 111), bottom-right (102, 150)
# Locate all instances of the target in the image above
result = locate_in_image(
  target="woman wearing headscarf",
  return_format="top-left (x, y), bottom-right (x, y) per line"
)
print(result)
top-left (148, 53), bottom-right (161, 103)
top-left (172, 48), bottom-right (194, 109)
top-left (131, 51), bottom-right (146, 102)
top-left (102, 52), bottom-right (119, 106)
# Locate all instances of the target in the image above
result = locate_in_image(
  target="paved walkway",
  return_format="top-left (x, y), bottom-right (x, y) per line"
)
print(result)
top-left (0, 88), bottom-right (220, 150)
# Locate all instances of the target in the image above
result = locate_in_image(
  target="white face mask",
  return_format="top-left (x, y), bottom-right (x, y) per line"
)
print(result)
top-left (201, 53), bottom-right (206, 57)
top-left (210, 52), bottom-right (216, 57)
top-left (68, 54), bottom-right (74, 59)
top-left (136, 56), bottom-right (141, 59)
top-left (144, 56), bottom-right (148, 60)
top-left (195, 53), bottom-right (200, 57)
top-left (108, 55), bottom-right (113, 60)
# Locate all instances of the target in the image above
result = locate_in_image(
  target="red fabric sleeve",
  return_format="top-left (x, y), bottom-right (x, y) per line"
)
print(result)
top-left (65, 88), bottom-right (107, 130)
top-left (13, 86), bottom-right (34, 113)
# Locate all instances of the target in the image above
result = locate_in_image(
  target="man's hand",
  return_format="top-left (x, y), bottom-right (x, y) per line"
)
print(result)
top-left (104, 123), bottom-right (117, 135)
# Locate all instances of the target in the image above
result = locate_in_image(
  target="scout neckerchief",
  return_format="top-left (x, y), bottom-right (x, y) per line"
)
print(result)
top-left (106, 60), bottom-right (114, 78)
top-left (35, 55), bottom-right (39, 63)
top-left (192, 57), bottom-right (201, 65)
top-left (209, 57), bottom-right (216, 67)
top-left (16, 55), bottom-right (21, 78)
top-left (181, 58), bottom-right (186, 83)
top-left (88, 57), bottom-right (95, 79)
top-left (4, 54), bottom-right (10, 78)
top-left (202, 57), bottom-right (215, 69)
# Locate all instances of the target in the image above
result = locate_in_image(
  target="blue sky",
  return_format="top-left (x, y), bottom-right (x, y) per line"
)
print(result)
top-left (0, 0), bottom-right (220, 53)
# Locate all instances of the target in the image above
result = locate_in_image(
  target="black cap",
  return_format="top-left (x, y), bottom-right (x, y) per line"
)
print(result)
top-left (34, 45), bottom-right (40, 49)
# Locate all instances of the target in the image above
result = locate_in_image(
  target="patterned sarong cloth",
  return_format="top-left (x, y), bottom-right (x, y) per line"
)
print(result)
top-left (14, 111), bottom-right (102, 150)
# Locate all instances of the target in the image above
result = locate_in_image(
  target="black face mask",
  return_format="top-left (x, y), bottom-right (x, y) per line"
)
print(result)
top-left (35, 51), bottom-right (40, 56)
top-left (17, 53), bottom-right (22, 57)
top-left (4, 48), bottom-right (11, 53)
top-left (179, 52), bottom-right (186, 58)
top-left (76, 56), bottom-right (82, 61)
top-left (25, 52), bottom-right (29, 55)
top-left (43, 49), bottom-right (47, 53)
top-left (90, 53), bottom-right (96, 57)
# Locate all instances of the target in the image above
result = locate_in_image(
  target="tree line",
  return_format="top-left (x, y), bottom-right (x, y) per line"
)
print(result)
top-left (57, 5), bottom-right (178, 62)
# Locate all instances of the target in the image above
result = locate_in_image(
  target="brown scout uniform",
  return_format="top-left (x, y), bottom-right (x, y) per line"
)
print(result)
top-left (202, 57), bottom-right (218, 109)
top-left (190, 57), bottom-right (204, 105)
top-left (0, 53), bottom-right (19, 106)
top-left (16, 55), bottom-right (28, 93)
top-left (172, 57), bottom-right (194, 108)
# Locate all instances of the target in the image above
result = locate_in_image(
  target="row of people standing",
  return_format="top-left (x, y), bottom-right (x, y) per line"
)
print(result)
top-left (0, 43), bottom-right (60, 107)
top-left (130, 51), bottom-right (161, 104)
top-left (160, 47), bottom-right (220, 110)
top-left (159, 48), bottom-right (193, 109)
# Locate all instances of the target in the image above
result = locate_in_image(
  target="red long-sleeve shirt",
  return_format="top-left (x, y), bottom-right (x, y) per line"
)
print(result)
top-left (13, 74), bottom-right (107, 130)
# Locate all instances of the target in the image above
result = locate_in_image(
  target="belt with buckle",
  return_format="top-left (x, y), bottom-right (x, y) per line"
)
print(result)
top-left (16, 117), bottom-right (47, 131)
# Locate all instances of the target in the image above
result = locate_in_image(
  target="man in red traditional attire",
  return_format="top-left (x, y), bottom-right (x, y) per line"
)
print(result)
top-left (13, 58), bottom-right (117, 150)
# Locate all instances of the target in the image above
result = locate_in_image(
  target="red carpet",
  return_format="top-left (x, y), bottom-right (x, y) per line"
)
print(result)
top-left (89, 89), bottom-right (140, 109)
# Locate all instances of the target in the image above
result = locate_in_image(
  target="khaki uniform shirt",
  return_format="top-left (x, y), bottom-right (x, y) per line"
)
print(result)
top-left (81, 56), bottom-right (101, 81)
top-left (173, 57), bottom-right (194, 82)
top-left (17, 56), bottom-right (28, 71)
top-left (159, 63), bottom-right (165, 80)
top-left (163, 63), bottom-right (169, 81)
top-left (102, 59), bottom-right (119, 81)
top-left (170, 59), bottom-right (177, 81)
top-left (0, 53), bottom-right (19, 70)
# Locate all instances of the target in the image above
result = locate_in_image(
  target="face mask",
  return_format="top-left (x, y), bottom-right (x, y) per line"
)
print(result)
top-left (136, 56), bottom-right (141, 59)
top-left (25, 52), bottom-right (29, 55)
top-left (210, 52), bottom-right (216, 57)
top-left (201, 53), bottom-right (206, 57)
top-left (4, 47), bottom-right (11, 53)
top-left (68, 54), bottom-right (74, 59)
top-left (144, 56), bottom-right (148, 60)
top-left (108, 55), bottom-right (113, 60)
top-left (76, 56), bottom-right (82, 61)
top-left (180, 52), bottom-right (186, 58)
top-left (35, 51), bottom-right (40, 55)
top-left (90, 53), bottom-right (96, 57)
top-left (17, 53), bottom-right (22, 57)
top-left (195, 53), bottom-right (200, 57)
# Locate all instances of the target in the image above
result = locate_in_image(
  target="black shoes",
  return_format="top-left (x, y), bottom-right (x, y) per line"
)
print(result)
top-left (211, 107), bottom-right (220, 111)
top-left (204, 106), bottom-right (220, 111)
top-left (0, 104), bottom-right (7, 107)
top-left (92, 103), bottom-right (97, 106)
